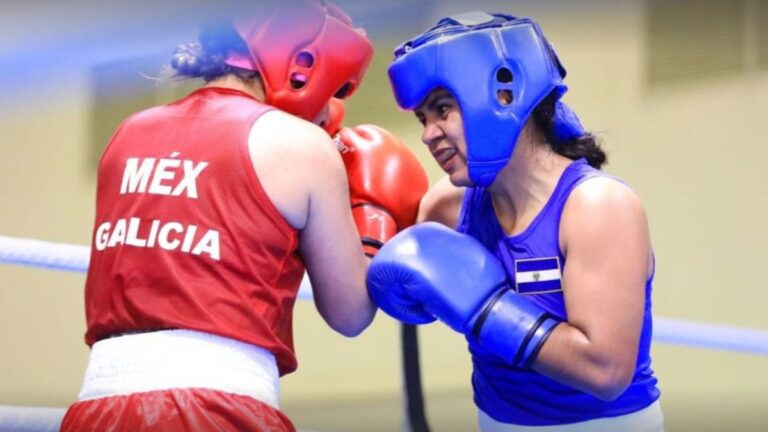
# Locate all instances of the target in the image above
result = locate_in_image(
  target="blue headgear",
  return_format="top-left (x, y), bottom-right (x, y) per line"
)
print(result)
top-left (388, 12), bottom-right (585, 186)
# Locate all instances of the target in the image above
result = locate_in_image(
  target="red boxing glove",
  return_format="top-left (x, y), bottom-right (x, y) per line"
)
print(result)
top-left (336, 125), bottom-right (429, 257)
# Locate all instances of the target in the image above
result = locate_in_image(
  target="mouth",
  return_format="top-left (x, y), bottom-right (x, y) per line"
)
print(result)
top-left (432, 147), bottom-right (457, 168)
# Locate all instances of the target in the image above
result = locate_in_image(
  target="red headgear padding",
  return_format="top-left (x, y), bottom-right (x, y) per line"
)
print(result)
top-left (225, 0), bottom-right (373, 122)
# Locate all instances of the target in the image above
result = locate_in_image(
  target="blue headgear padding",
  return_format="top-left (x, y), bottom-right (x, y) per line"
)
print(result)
top-left (389, 12), bottom-right (578, 186)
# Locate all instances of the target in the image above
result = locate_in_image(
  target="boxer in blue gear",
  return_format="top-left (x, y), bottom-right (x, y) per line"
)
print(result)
top-left (371, 10), bottom-right (664, 431)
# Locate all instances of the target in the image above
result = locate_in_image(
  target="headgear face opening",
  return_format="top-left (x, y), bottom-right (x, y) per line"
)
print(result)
top-left (225, 0), bottom-right (373, 122)
top-left (388, 12), bottom-right (567, 186)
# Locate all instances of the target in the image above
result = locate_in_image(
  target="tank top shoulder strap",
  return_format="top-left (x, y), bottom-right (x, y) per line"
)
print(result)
top-left (551, 158), bottom-right (607, 205)
top-left (457, 159), bottom-right (612, 242)
top-left (456, 186), bottom-right (484, 233)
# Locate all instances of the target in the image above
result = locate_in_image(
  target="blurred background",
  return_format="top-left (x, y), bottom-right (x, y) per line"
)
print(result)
top-left (1, 0), bottom-right (767, 431)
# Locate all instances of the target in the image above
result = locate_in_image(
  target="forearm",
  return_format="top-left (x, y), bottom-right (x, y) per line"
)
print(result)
top-left (531, 322), bottom-right (635, 401)
top-left (315, 280), bottom-right (376, 337)
top-left (305, 238), bottom-right (375, 337)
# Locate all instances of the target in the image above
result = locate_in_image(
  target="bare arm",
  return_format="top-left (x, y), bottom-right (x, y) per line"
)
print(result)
top-left (532, 177), bottom-right (653, 401)
top-left (249, 111), bottom-right (374, 337)
top-left (299, 157), bottom-right (375, 336)
top-left (417, 175), bottom-right (465, 226)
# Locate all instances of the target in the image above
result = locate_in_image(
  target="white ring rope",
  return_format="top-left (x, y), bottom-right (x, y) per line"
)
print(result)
top-left (3, 234), bottom-right (767, 354)
top-left (0, 235), bottom-right (90, 273)
top-left (0, 235), bottom-right (314, 301)
top-left (653, 317), bottom-right (768, 355)
top-left (1, 234), bottom-right (767, 432)
top-left (2, 235), bottom-right (767, 353)
top-left (0, 406), bottom-right (65, 432)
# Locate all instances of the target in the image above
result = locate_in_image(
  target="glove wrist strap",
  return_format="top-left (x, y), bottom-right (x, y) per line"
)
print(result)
top-left (470, 289), bottom-right (561, 368)
top-left (352, 203), bottom-right (397, 257)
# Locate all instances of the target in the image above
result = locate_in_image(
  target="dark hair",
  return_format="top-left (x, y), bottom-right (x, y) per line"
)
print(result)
top-left (532, 92), bottom-right (607, 169)
top-left (170, 20), bottom-right (258, 82)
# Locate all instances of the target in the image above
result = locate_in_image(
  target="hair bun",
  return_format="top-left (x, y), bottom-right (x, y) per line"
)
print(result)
top-left (171, 43), bottom-right (204, 76)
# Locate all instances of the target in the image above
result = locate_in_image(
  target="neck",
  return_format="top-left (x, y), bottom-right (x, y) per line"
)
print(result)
top-left (486, 125), bottom-right (572, 235)
top-left (205, 74), bottom-right (266, 102)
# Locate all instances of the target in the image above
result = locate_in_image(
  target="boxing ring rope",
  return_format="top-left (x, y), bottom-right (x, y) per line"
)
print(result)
top-left (2, 234), bottom-right (768, 431)
top-left (0, 235), bottom-right (316, 300)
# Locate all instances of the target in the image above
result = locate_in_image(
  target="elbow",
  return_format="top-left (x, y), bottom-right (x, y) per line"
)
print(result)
top-left (336, 322), bottom-right (367, 338)
top-left (586, 365), bottom-right (634, 402)
top-left (330, 309), bottom-right (377, 338)
top-left (315, 288), bottom-right (377, 337)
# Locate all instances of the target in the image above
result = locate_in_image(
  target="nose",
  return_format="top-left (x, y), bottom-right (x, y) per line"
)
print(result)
top-left (421, 119), bottom-right (444, 148)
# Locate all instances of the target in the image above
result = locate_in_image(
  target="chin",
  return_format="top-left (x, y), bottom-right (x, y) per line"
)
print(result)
top-left (448, 171), bottom-right (473, 187)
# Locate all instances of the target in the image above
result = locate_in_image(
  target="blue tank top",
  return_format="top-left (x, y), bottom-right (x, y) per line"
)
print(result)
top-left (456, 158), bottom-right (660, 426)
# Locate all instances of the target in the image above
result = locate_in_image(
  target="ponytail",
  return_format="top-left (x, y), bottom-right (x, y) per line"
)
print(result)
top-left (532, 92), bottom-right (607, 169)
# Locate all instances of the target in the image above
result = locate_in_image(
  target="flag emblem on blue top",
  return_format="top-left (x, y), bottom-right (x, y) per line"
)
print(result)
top-left (514, 257), bottom-right (562, 294)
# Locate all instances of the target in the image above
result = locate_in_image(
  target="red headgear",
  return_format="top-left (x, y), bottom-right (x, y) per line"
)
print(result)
top-left (225, 0), bottom-right (373, 122)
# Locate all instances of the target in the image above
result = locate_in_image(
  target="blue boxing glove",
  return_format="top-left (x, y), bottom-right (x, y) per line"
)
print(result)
top-left (367, 222), bottom-right (561, 368)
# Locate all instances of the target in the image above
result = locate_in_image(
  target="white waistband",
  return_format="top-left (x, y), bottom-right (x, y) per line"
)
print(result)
top-left (479, 400), bottom-right (664, 432)
top-left (78, 329), bottom-right (280, 408)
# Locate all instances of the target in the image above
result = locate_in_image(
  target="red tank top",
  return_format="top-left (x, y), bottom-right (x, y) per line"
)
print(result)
top-left (85, 87), bottom-right (304, 375)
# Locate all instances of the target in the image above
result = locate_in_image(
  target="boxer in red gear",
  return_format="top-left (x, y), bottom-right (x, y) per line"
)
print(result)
top-left (61, 1), bottom-right (426, 431)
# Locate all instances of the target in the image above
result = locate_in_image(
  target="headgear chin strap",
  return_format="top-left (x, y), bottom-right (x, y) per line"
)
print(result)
top-left (225, 0), bottom-right (373, 122)
top-left (388, 12), bottom-right (579, 186)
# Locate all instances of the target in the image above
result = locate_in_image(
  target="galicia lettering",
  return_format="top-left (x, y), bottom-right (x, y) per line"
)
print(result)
top-left (94, 217), bottom-right (221, 261)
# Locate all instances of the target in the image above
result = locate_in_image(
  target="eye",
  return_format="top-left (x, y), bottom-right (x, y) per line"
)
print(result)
top-left (435, 99), bottom-right (455, 118)
top-left (415, 112), bottom-right (426, 126)
top-left (334, 82), bottom-right (353, 99)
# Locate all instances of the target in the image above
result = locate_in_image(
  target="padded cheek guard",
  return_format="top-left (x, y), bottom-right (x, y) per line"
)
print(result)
top-left (227, 1), bottom-right (373, 122)
top-left (388, 14), bottom-right (566, 186)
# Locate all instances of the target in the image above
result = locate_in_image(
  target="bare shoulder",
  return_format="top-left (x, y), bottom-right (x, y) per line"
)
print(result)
top-left (247, 110), bottom-right (346, 229)
top-left (249, 110), bottom-right (346, 184)
top-left (561, 176), bottom-right (651, 263)
top-left (417, 175), bottom-right (465, 227)
top-left (565, 176), bottom-right (645, 218)
top-left (251, 110), bottom-right (338, 160)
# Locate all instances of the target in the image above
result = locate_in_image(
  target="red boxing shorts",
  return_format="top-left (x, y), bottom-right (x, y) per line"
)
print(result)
top-left (62, 329), bottom-right (294, 431)
top-left (61, 388), bottom-right (295, 431)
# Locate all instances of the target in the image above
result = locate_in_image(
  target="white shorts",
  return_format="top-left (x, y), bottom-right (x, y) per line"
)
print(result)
top-left (78, 329), bottom-right (280, 408)
top-left (479, 400), bottom-right (664, 432)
